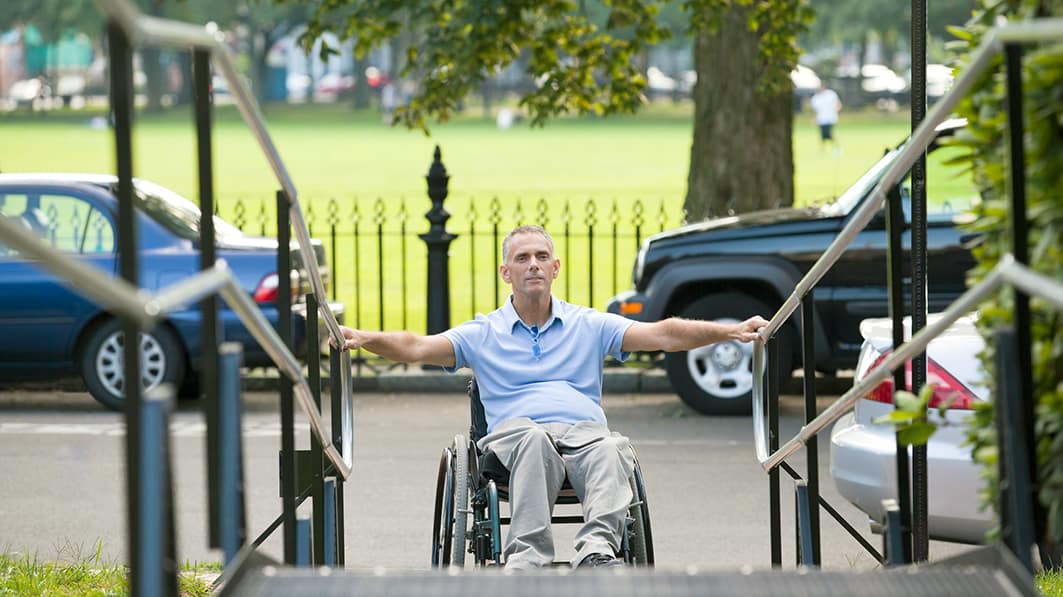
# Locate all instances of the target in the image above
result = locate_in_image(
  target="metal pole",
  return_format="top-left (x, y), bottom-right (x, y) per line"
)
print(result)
top-left (795, 481), bottom-right (814, 566)
top-left (1004, 43), bottom-right (1039, 552)
top-left (768, 337), bottom-right (781, 567)
top-left (139, 385), bottom-right (179, 597)
top-left (218, 343), bottom-right (247, 565)
top-left (420, 146), bottom-right (456, 336)
top-left (108, 20), bottom-right (147, 596)
top-left (800, 296), bottom-right (820, 565)
top-left (885, 184), bottom-right (912, 563)
top-left (323, 478), bottom-right (338, 566)
top-left (296, 518), bottom-right (312, 567)
top-left (910, 0), bottom-right (930, 562)
top-left (277, 190), bottom-right (297, 563)
top-left (192, 47), bottom-right (222, 549)
top-left (883, 499), bottom-right (906, 566)
top-left (994, 327), bottom-right (1036, 572)
top-left (308, 292), bottom-right (325, 564)
top-left (329, 346), bottom-right (346, 565)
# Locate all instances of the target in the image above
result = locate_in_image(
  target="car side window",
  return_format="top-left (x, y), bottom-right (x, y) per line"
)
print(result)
top-left (0, 192), bottom-right (114, 256)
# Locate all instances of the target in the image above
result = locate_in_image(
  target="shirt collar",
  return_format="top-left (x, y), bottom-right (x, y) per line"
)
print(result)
top-left (502, 294), bottom-right (565, 333)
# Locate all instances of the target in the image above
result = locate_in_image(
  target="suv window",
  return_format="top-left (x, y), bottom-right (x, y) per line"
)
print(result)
top-left (0, 192), bottom-right (114, 255)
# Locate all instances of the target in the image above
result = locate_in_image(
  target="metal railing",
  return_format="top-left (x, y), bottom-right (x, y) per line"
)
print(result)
top-left (95, 1), bottom-right (359, 586)
top-left (749, 17), bottom-right (1063, 569)
top-left (0, 0), bottom-right (361, 593)
top-left (0, 215), bottom-right (352, 475)
top-left (754, 256), bottom-right (1062, 470)
top-left (94, 0), bottom-right (354, 472)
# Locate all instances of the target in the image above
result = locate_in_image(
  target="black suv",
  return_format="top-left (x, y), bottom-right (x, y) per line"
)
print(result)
top-left (608, 119), bottom-right (977, 415)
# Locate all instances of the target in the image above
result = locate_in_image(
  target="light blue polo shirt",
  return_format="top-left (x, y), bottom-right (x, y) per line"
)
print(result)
top-left (441, 295), bottom-right (634, 433)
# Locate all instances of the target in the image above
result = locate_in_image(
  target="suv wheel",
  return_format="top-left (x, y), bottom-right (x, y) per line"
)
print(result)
top-left (79, 319), bottom-right (186, 411)
top-left (665, 293), bottom-right (791, 415)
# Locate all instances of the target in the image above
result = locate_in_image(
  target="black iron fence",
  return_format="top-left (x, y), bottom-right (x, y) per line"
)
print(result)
top-left (216, 193), bottom-right (685, 365)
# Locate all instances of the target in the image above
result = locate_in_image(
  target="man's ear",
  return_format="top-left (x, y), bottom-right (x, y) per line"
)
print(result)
top-left (500, 264), bottom-right (511, 283)
top-left (552, 258), bottom-right (560, 278)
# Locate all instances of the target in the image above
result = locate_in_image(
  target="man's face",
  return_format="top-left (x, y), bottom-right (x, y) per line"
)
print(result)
top-left (500, 232), bottom-right (559, 300)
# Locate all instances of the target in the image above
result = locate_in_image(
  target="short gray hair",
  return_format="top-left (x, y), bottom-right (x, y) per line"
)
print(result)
top-left (502, 225), bottom-right (555, 263)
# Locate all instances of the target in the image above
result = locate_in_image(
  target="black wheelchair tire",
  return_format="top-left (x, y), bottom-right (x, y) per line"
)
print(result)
top-left (430, 447), bottom-right (454, 567)
top-left (629, 456), bottom-right (654, 565)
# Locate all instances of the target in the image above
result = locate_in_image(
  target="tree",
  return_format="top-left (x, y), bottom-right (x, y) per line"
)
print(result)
top-left (0, 0), bottom-right (101, 40)
top-left (802, 0), bottom-right (977, 64)
top-left (299, 0), bottom-right (812, 220)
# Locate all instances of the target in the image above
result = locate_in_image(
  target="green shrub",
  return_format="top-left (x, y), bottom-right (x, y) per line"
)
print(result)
top-left (948, 0), bottom-right (1063, 554)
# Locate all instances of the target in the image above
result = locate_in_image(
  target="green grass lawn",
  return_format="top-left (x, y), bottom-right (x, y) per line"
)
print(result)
top-left (0, 102), bottom-right (976, 332)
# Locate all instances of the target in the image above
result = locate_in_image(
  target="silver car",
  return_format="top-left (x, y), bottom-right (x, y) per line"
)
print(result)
top-left (829, 314), bottom-right (993, 544)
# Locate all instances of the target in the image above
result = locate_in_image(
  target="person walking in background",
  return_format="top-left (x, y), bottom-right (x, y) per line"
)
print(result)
top-left (810, 83), bottom-right (842, 153)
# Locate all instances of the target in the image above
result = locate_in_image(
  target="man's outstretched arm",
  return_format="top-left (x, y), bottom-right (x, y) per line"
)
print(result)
top-left (335, 326), bottom-right (456, 367)
top-left (620, 316), bottom-right (768, 353)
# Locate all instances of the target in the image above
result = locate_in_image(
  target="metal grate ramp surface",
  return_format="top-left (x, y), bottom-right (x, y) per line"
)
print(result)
top-left (223, 564), bottom-right (1033, 597)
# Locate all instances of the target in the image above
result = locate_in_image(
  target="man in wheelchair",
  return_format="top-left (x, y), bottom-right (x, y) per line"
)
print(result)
top-left (337, 225), bottom-right (767, 570)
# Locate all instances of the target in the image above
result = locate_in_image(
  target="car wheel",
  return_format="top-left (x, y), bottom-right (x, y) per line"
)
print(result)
top-left (79, 319), bottom-right (186, 411)
top-left (664, 293), bottom-right (792, 416)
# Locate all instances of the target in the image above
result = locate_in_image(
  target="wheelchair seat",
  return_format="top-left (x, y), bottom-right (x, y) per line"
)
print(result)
top-left (471, 379), bottom-right (581, 497)
top-left (477, 447), bottom-right (580, 501)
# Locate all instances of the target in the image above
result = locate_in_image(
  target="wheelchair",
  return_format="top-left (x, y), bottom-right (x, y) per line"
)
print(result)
top-left (431, 380), bottom-right (654, 568)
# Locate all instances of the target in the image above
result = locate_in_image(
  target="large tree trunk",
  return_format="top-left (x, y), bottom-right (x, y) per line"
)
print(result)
top-left (685, 5), bottom-right (794, 220)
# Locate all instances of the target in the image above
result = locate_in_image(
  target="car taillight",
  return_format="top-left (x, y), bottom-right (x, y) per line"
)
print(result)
top-left (253, 272), bottom-right (299, 304)
top-left (863, 351), bottom-right (979, 410)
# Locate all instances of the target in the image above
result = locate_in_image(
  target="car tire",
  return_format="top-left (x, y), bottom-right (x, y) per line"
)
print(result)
top-left (79, 319), bottom-right (186, 411)
top-left (664, 293), bottom-right (792, 416)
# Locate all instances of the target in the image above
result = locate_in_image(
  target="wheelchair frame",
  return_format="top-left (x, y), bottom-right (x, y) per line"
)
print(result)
top-left (431, 380), bottom-right (654, 568)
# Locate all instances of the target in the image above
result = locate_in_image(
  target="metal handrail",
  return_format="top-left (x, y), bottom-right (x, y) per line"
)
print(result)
top-left (751, 17), bottom-right (1063, 470)
top-left (90, 0), bottom-right (355, 474)
top-left (93, 0), bottom-right (340, 341)
top-left (0, 215), bottom-right (353, 479)
top-left (755, 256), bottom-right (1063, 470)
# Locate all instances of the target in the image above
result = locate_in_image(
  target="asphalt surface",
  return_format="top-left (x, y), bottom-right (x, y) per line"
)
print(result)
top-left (0, 388), bottom-right (977, 571)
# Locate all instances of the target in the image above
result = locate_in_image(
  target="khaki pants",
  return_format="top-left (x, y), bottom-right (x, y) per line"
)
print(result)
top-left (477, 418), bottom-right (635, 569)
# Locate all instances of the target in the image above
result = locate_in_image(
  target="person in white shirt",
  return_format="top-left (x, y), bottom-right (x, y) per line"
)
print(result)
top-left (809, 84), bottom-right (842, 151)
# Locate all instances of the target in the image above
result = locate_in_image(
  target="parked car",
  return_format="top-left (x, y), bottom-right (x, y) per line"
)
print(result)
top-left (830, 313), bottom-right (992, 544)
top-left (607, 119), bottom-right (978, 415)
top-left (0, 173), bottom-right (343, 410)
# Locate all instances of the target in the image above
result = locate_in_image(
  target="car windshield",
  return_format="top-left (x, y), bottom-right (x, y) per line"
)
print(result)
top-left (131, 179), bottom-right (243, 241)
top-left (821, 148), bottom-right (898, 217)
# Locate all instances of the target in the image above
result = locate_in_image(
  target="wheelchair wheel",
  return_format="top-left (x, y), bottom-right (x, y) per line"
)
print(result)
top-left (430, 446), bottom-right (455, 567)
top-left (451, 434), bottom-right (470, 567)
top-left (471, 479), bottom-right (503, 566)
top-left (626, 452), bottom-right (655, 565)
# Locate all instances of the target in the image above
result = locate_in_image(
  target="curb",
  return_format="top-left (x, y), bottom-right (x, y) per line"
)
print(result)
top-left (242, 368), bottom-right (676, 394)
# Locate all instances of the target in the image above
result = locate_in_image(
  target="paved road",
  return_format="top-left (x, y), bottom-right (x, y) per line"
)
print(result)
top-left (0, 389), bottom-right (976, 571)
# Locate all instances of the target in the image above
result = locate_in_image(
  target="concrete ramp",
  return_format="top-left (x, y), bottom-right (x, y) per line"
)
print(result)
top-left (222, 546), bottom-right (1035, 597)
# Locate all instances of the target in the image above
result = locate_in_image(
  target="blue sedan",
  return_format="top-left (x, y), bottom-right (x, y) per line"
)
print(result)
top-left (0, 173), bottom-right (343, 410)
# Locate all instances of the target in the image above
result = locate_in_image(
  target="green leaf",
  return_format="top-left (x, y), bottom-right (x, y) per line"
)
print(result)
top-left (895, 390), bottom-right (924, 412)
top-left (874, 411), bottom-right (917, 426)
top-left (898, 421), bottom-right (937, 446)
